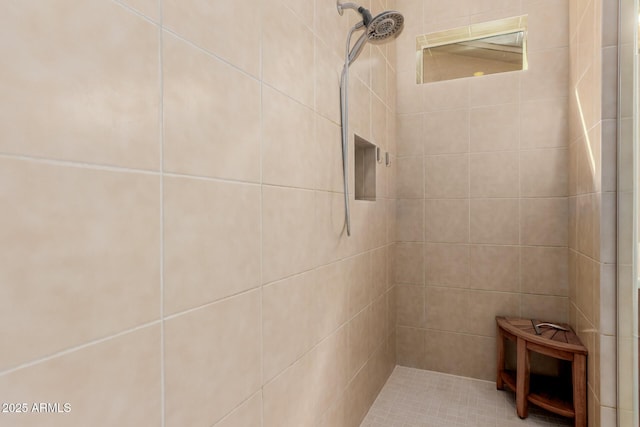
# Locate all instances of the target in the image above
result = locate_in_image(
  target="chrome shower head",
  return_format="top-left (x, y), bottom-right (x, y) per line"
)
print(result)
top-left (366, 11), bottom-right (404, 42)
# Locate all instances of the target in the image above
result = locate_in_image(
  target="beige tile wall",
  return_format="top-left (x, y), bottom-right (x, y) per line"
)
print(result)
top-left (0, 0), bottom-right (398, 426)
top-left (568, 0), bottom-right (619, 425)
top-left (394, 0), bottom-right (572, 382)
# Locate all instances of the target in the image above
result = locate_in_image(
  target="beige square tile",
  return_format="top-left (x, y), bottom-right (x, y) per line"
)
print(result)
top-left (263, 271), bottom-right (316, 382)
top-left (313, 191), bottom-right (352, 265)
top-left (520, 98), bottom-right (570, 149)
top-left (424, 243), bottom-right (469, 287)
top-left (119, 0), bottom-right (159, 21)
top-left (264, 327), bottom-right (348, 427)
top-left (576, 254), bottom-right (595, 323)
top-left (397, 113), bottom-right (425, 156)
top-left (521, 246), bottom-right (569, 296)
top-left (520, 148), bottom-right (569, 197)
top-left (345, 359), bottom-right (375, 427)
top-left (576, 193), bottom-right (595, 257)
top-left (396, 285), bottom-right (425, 328)
top-left (469, 152), bottom-right (519, 198)
top-left (424, 154), bottom-right (469, 198)
top-left (469, 72), bottom-right (520, 107)
top-left (371, 46), bottom-right (388, 102)
top-left (464, 290), bottom-right (520, 337)
top-left (0, 1), bottom-right (159, 170)
top-left (165, 291), bottom-right (261, 427)
top-left (425, 287), bottom-right (467, 332)
top-left (423, 109), bottom-right (470, 154)
top-left (397, 70), bottom-right (424, 114)
top-left (521, 48), bottom-right (570, 101)
top-left (0, 159), bottom-right (160, 371)
top-left (396, 156), bottom-right (424, 198)
top-left (395, 243), bottom-right (424, 284)
top-left (425, 199), bottom-right (470, 243)
top-left (396, 199), bottom-right (424, 242)
top-left (213, 393), bottom-right (262, 427)
top-left (348, 307), bottom-right (373, 378)
top-left (469, 245), bottom-right (519, 292)
top-left (163, 34), bottom-right (261, 181)
top-left (315, 117), bottom-right (343, 193)
top-left (470, 104), bottom-right (519, 152)
top-left (315, 39), bottom-right (342, 124)
top-left (520, 198), bottom-right (568, 246)
top-left (397, 326), bottom-right (426, 369)
top-left (262, 86), bottom-right (316, 189)
top-left (163, 0), bottom-right (260, 77)
top-left (313, 261), bottom-right (350, 343)
top-left (262, 186), bottom-right (316, 283)
top-left (525, 0), bottom-right (569, 51)
top-left (521, 294), bottom-right (569, 324)
top-left (0, 325), bottom-right (161, 427)
top-left (263, 2), bottom-right (314, 107)
top-left (470, 199), bottom-right (519, 245)
top-left (347, 252), bottom-right (373, 317)
top-left (422, 74), bottom-right (470, 112)
top-left (163, 177), bottom-right (260, 315)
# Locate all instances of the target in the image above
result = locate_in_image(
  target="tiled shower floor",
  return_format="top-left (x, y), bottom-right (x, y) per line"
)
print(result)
top-left (360, 366), bottom-right (573, 427)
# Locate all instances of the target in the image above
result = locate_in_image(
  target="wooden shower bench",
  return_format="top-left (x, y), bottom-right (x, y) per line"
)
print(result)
top-left (496, 316), bottom-right (587, 427)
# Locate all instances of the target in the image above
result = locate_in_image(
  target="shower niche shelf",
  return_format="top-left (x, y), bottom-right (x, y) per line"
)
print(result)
top-left (354, 135), bottom-right (376, 201)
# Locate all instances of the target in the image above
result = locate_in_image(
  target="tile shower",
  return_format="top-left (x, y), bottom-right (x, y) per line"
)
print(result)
top-left (0, 1), bottom-right (622, 427)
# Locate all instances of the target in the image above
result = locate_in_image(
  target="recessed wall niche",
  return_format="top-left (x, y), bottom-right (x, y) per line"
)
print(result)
top-left (354, 135), bottom-right (376, 201)
top-left (416, 15), bottom-right (528, 84)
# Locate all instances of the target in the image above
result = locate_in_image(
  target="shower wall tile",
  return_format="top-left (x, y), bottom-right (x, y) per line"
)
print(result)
top-left (163, 33), bottom-right (261, 182)
top-left (0, 159), bottom-right (160, 371)
top-left (262, 1), bottom-right (314, 108)
top-left (213, 393), bottom-right (262, 427)
top-left (396, 285), bottom-right (425, 327)
top-left (469, 104), bottom-right (520, 152)
top-left (396, 199), bottom-right (424, 242)
top-left (469, 152), bottom-right (519, 198)
top-left (163, 176), bottom-right (261, 315)
top-left (423, 109), bottom-right (470, 154)
top-left (424, 243), bottom-right (469, 287)
top-left (424, 154), bottom-right (469, 198)
top-left (262, 85), bottom-right (316, 189)
top-left (163, 0), bottom-right (261, 77)
top-left (164, 291), bottom-right (261, 427)
top-left (521, 48), bottom-right (570, 101)
top-left (397, 114), bottom-right (425, 156)
top-left (520, 198), bottom-right (568, 246)
top-left (0, 1), bottom-right (160, 170)
top-left (470, 199), bottom-right (519, 245)
top-left (0, 325), bottom-right (161, 427)
top-left (469, 72), bottom-right (520, 107)
top-left (469, 245), bottom-right (519, 292)
top-left (119, 0), bottom-right (159, 21)
top-left (520, 148), bottom-right (569, 197)
top-left (263, 271), bottom-right (316, 383)
top-left (2, 1), bottom-right (398, 426)
top-left (395, 242), bottom-right (425, 284)
top-left (424, 199), bottom-right (470, 243)
top-left (520, 246), bottom-right (569, 296)
top-left (396, 156), bottom-right (424, 198)
top-left (520, 98), bottom-right (570, 149)
top-left (395, 0), bottom-right (572, 386)
top-left (423, 79), bottom-right (470, 112)
top-left (262, 186), bottom-right (316, 284)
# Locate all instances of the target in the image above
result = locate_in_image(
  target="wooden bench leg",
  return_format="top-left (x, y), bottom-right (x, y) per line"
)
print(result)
top-left (497, 327), bottom-right (505, 390)
top-left (516, 337), bottom-right (530, 419)
top-left (572, 354), bottom-right (586, 427)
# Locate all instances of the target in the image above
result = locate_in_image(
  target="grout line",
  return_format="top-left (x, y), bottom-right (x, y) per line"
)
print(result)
top-left (158, 1), bottom-right (166, 425)
top-left (0, 320), bottom-right (162, 377)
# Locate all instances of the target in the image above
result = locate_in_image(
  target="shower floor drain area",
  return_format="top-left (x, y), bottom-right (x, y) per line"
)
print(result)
top-left (360, 366), bottom-right (572, 427)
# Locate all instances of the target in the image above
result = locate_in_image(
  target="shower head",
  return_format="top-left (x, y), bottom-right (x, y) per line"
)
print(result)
top-left (365, 11), bottom-right (404, 42)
